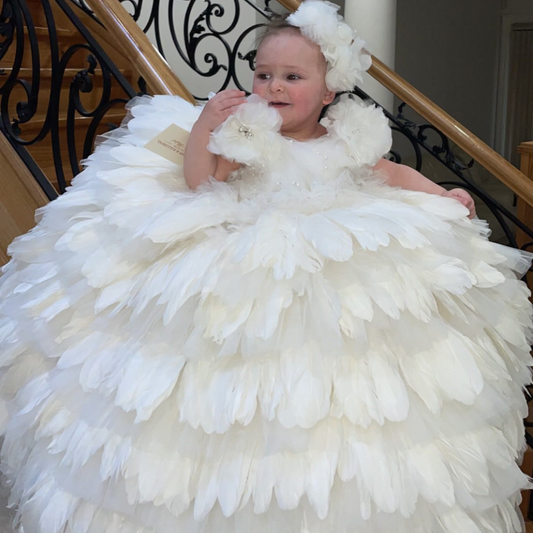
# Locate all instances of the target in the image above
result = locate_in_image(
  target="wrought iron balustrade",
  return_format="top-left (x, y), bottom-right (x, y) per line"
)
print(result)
top-left (0, 0), bottom-right (138, 197)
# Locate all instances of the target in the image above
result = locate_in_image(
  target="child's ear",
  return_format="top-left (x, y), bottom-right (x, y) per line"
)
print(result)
top-left (322, 90), bottom-right (336, 106)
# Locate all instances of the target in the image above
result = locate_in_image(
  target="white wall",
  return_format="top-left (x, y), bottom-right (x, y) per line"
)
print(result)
top-left (344, 0), bottom-right (397, 110)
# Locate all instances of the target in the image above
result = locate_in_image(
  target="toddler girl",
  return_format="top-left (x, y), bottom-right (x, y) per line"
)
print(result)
top-left (185, 16), bottom-right (476, 219)
top-left (0, 1), bottom-right (531, 532)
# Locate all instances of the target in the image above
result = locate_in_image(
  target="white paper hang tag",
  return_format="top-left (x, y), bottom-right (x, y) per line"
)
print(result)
top-left (144, 124), bottom-right (190, 165)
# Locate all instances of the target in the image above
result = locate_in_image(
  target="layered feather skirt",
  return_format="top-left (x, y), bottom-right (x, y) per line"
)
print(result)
top-left (1, 95), bottom-right (532, 533)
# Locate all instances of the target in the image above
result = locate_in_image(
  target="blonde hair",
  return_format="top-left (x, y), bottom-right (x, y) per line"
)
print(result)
top-left (255, 16), bottom-right (327, 75)
top-left (256, 16), bottom-right (302, 49)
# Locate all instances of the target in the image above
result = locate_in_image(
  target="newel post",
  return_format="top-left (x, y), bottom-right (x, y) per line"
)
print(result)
top-left (517, 141), bottom-right (533, 521)
top-left (517, 142), bottom-right (533, 249)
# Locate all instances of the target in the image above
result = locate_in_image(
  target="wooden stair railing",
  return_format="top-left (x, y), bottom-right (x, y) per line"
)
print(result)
top-left (366, 56), bottom-right (533, 208)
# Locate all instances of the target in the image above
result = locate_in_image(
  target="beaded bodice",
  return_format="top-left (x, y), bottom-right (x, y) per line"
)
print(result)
top-left (207, 95), bottom-right (393, 193)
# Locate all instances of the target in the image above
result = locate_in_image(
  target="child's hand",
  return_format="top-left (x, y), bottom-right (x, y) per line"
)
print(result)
top-left (197, 89), bottom-right (247, 132)
top-left (441, 188), bottom-right (476, 219)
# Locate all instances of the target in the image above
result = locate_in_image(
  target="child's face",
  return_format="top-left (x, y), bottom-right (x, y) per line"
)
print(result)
top-left (253, 31), bottom-right (335, 136)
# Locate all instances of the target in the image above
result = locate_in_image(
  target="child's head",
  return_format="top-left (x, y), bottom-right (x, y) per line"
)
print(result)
top-left (252, 22), bottom-right (336, 137)
top-left (252, 1), bottom-right (371, 138)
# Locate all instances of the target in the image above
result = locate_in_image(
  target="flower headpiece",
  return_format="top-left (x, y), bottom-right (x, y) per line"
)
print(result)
top-left (286, 0), bottom-right (372, 92)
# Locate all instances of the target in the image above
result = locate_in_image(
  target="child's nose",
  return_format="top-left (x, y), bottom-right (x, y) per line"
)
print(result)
top-left (269, 78), bottom-right (284, 92)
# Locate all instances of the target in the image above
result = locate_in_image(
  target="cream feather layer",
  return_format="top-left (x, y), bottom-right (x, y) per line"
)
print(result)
top-left (0, 95), bottom-right (532, 533)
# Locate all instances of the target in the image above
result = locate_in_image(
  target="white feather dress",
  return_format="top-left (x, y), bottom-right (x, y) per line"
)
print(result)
top-left (1, 93), bottom-right (532, 533)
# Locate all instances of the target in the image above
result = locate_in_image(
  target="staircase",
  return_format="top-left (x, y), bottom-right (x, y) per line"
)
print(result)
top-left (0, 0), bottom-right (142, 259)
top-left (2, 63), bottom-right (131, 181)
top-left (0, 0), bottom-right (139, 193)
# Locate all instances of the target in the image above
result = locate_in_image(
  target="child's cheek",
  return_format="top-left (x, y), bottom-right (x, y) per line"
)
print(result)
top-left (251, 81), bottom-right (262, 97)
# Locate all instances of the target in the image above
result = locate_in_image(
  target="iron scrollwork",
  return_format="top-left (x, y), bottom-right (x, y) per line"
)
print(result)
top-left (0, 0), bottom-right (138, 198)
top-left (68, 0), bottom-right (279, 100)
top-left (348, 87), bottom-right (533, 251)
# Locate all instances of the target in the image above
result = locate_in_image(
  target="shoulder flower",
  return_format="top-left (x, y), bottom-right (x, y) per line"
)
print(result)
top-left (208, 94), bottom-right (283, 165)
top-left (321, 98), bottom-right (392, 167)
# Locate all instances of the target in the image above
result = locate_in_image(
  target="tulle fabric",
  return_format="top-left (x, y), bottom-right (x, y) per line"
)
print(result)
top-left (1, 94), bottom-right (532, 533)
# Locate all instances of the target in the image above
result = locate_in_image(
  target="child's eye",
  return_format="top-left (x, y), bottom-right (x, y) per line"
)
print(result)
top-left (287, 74), bottom-right (300, 81)
top-left (257, 73), bottom-right (270, 80)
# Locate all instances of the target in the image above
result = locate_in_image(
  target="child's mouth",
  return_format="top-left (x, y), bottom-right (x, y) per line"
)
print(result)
top-left (269, 102), bottom-right (290, 108)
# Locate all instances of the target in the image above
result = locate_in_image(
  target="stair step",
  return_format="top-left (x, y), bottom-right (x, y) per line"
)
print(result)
top-left (31, 26), bottom-right (78, 39)
top-left (23, 108), bottom-right (127, 189)
top-left (0, 67), bottom-right (133, 127)
top-left (23, 0), bottom-right (92, 33)
top-left (1, 25), bottom-right (102, 70)
top-left (20, 111), bottom-right (126, 134)
top-left (0, 67), bottom-right (133, 79)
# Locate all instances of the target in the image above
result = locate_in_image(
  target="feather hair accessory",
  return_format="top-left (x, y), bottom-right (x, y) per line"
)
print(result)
top-left (286, 0), bottom-right (372, 92)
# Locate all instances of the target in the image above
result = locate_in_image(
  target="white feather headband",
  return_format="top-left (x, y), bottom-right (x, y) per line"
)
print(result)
top-left (286, 0), bottom-right (372, 92)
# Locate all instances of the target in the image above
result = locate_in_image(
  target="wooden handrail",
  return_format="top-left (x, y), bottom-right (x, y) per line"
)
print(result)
top-left (86, 0), bottom-right (194, 102)
top-left (516, 142), bottom-right (533, 290)
top-left (276, 0), bottom-right (533, 207)
top-left (368, 57), bottom-right (533, 207)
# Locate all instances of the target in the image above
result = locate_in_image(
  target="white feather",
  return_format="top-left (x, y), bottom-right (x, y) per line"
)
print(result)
top-left (300, 213), bottom-right (353, 261)
top-left (407, 443), bottom-right (455, 506)
top-left (440, 509), bottom-right (482, 533)
top-left (38, 491), bottom-right (79, 533)
top-left (368, 349), bottom-right (409, 422)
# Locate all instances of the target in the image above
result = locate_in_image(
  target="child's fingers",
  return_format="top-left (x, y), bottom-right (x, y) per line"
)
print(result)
top-left (444, 192), bottom-right (466, 204)
top-left (456, 196), bottom-right (476, 218)
top-left (219, 96), bottom-right (247, 110)
top-left (443, 190), bottom-right (476, 218)
top-left (214, 89), bottom-right (246, 102)
top-left (216, 105), bottom-right (244, 123)
top-left (227, 105), bottom-right (245, 116)
top-left (206, 92), bottom-right (243, 111)
top-left (220, 89), bottom-right (246, 96)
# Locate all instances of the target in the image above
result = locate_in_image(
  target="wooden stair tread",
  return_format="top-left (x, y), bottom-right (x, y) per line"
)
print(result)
top-left (28, 26), bottom-right (78, 39)
top-left (0, 23), bottom-right (79, 40)
top-left (20, 112), bottom-right (126, 133)
top-left (0, 67), bottom-right (133, 78)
